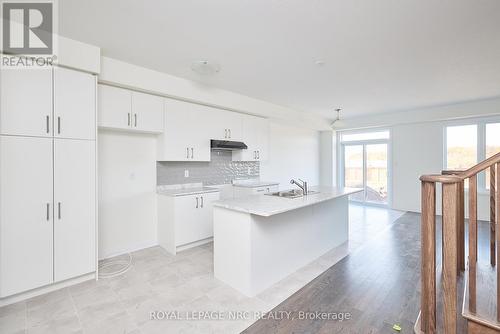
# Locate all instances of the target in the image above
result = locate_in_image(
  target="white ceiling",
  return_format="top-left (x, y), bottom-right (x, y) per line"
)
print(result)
top-left (59, 0), bottom-right (500, 120)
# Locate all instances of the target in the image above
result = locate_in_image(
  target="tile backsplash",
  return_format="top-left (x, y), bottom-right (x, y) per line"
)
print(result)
top-left (157, 150), bottom-right (259, 186)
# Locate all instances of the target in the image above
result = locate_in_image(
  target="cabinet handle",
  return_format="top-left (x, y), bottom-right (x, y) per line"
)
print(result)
top-left (134, 113), bottom-right (137, 127)
top-left (128, 113), bottom-right (131, 126)
top-left (46, 115), bottom-right (50, 133)
top-left (228, 129), bottom-right (231, 138)
top-left (46, 203), bottom-right (50, 221)
top-left (196, 197), bottom-right (199, 209)
top-left (57, 117), bottom-right (61, 134)
top-left (187, 147), bottom-right (190, 159)
top-left (58, 202), bottom-right (61, 219)
top-left (191, 147), bottom-right (194, 159)
top-left (201, 196), bottom-right (204, 208)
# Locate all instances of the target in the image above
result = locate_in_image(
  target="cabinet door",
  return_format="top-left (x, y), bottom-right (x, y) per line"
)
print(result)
top-left (208, 108), bottom-right (243, 141)
top-left (174, 195), bottom-right (200, 246)
top-left (0, 136), bottom-right (53, 297)
top-left (159, 99), bottom-right (193, 161)
top-left (131, 91), bottom-right (164, 133)
top-left (256, 117), bottom-right (269, 162)
top-left (54, 67), bottom-right (96, 140)
top-left (191, 107), bottom-right (211, 162)
top-left (159, 99), bottom-right (210, 161)
top-left (98, 85), bottom-right (132, 130)
top-left (233, 115), bottom-right (259, 161)
top-left (53, 139), bottom-right (96, 281)
top-left (198, 192), bottom-right (219, 240)
top-left (0, 68), bottom-right (53, 137)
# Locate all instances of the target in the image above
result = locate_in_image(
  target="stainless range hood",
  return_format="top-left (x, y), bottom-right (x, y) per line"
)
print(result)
top-left (211, 139), bottom-right (248, 150)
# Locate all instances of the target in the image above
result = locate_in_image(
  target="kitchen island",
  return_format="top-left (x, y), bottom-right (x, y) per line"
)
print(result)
top-left (213, 186), bottom-right (362, 297)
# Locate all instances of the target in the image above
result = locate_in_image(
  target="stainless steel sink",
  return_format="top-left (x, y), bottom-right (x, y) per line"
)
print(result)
top-left (265, 189), bottom-right (319, 199)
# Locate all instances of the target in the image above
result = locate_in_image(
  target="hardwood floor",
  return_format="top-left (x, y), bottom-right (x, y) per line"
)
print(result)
top-left (243, 212), bottom-right (493, 334)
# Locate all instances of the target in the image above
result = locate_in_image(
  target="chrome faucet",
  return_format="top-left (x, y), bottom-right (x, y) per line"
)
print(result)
top-left (290, 179), bottom-right (308, 195)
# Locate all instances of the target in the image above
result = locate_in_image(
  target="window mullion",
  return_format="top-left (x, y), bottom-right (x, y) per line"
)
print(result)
top-left (478, 123), bottom-right (486, 190)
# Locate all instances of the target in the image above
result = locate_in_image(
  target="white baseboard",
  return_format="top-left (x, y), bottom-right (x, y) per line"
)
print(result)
top-left (0, 272), bottom-right (96, 307)
top-left (98, 240), bottom-right (158, 260)
top-left (176, 237), bottom-right (213, 253)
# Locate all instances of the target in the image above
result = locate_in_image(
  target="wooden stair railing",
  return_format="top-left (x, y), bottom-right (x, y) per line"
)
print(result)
top-left (417, 151), bottom-right (500, 333)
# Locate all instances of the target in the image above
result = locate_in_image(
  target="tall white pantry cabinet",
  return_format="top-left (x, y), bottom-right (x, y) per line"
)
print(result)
top-left (0, 66), bottom-right (97, 297)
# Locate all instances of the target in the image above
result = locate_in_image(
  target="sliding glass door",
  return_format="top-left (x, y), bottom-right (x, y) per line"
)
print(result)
top-left (343, 145), bottom-right (365, 201)
top-left (342, 132), bottom-right (389, 205)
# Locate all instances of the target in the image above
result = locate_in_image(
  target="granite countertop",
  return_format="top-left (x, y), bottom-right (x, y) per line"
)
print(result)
top-left (231, 180), bottom-right (280, 188)
top-left (213, 186), bottom-right (362, 217)
top-left (157, 184), bottom-right (220, 197)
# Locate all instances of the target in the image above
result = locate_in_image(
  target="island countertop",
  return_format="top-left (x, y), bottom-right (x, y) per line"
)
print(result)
top-left (212, 186), bottom-right (362, 217)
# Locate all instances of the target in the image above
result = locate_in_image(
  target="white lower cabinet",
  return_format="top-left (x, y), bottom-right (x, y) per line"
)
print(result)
top-left (54, 139), bottom-right (96, 282)
top-left (0, 136), bottom-right (96, 297)
top-left (158, 192), bottom-right (220, 254)
top-left (0, 136), bottom-right (54, 297)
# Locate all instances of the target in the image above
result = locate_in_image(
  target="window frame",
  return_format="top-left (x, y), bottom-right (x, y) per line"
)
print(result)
top-left (337, 127), bottom-right (392, 207)
top-left (443, 116), bottom-right (500, 192)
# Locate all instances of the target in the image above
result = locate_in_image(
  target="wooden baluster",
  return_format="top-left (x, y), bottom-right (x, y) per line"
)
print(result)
top-left (442, 182), bottom-right (458, 333)
top-left (469, 175), bottom-right (478, 314)
top-left (457, 180), bottom-right (465, 272)
top-left (421, 181), bottom-right (436, 333)
top-left (496, 163), bottom-right (500, 321)
top-left (491, 166), bottom-right (496, 266)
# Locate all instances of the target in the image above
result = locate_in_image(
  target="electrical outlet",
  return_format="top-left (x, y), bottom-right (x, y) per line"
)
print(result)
top-left (184, 170), bottom-right (189, 178)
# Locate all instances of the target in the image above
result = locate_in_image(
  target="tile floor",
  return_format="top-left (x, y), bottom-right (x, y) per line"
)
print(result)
top-left (0, 204), bottom-right (405, 334)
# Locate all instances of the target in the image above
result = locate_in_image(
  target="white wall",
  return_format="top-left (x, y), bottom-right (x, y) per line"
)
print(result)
top-left (319, 131), bottom-right (335, 187)
top-left (392, 122), bottom-right (444, 213)
top-left (339, 108), bottom-right (500, 221)
top-left (260, 122), bottom-right (320, 188)
top-left (391, 120), bottom-right (492, 220)
top-left (98, 130), bottom-right (158, 259)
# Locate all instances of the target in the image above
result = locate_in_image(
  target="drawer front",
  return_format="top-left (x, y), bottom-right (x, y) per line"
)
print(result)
top-left (253, 185), bottom-right (279, 194)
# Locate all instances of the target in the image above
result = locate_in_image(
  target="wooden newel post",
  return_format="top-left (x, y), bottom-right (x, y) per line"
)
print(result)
top-left (442, 182), bottom-right (458, 334)
top-left (421, 181), bottom-right (436, 333)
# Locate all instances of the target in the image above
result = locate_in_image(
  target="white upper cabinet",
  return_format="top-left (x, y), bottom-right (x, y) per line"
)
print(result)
top-left (158, 98), bottom-right (210, 161)
top-left (98, 85), bottom-right (132, 130)
top-left (208, 108), bottom-right (243, 141)
top-left (131, 91), bottom-right (164, 133)
top-left (98, 84), bottom-right (164, 134)
top-left (233, 115), bottom-right (269, 162)
top-left (54, 67), bottom-right (96, 140)
top-left (0, 68), bottom-right (53, 137)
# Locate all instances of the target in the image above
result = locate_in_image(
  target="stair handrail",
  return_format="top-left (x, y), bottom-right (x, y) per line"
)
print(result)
top-left (418, 150), bottom-right (500, 333)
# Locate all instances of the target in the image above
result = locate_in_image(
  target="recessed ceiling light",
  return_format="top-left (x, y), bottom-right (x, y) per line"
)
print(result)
top-left (191, 60), bottom-right (221, 75)
top-left (315, 60), bottom-right (326, 66)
